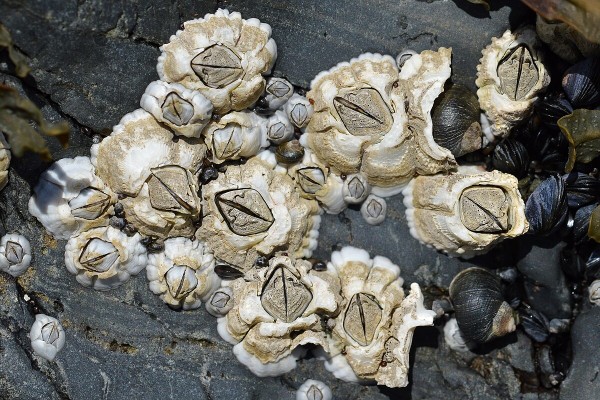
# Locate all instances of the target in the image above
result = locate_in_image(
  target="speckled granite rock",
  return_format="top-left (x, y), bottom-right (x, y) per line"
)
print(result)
top-left (0, 1), bottom-right (550, 399)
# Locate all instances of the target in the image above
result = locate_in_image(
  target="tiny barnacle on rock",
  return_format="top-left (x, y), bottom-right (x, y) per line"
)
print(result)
top-left (29, 314), bottom-right (65, 362)
top-left (0, 233), bottom-right (32, 277)
top-left (296, 379), bottom-right (332, 400)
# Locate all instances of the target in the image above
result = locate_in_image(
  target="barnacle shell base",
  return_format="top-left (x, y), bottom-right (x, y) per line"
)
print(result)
top-left (323, 246), bottom-right (435, 387)
top-left (403, 166), bottom-right (529, 258)
top-left (157, 9), bottom-right (277, 114)
top-left (476, 27), bottom-right (550, 139)
top-left (28, 157), bottom-right (116, 240)
top-left (147, 237), bottom-right (219, 310)
top-left (65, 226), bottom-right (148, 290)
top-left (305, 50), bottom-right (457, 195)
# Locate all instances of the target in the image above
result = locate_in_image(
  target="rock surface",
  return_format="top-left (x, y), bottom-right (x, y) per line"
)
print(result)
top-left (0, 1), bottom-right (565, 399)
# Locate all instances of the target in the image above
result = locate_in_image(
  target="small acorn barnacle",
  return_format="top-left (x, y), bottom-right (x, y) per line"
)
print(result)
top-left (157, 9), bottom-right (277, 114)
top-left (205, 286), bottom-right (235, 317)
top-left (29, 314), bottom-right (66, 362)
top-left (0, 233), bottom-right (32, 277)
top-left (360, 194), bottom-right (387, 225)
top-left (296, 379), bottom-right (333, 400)
top-left (262, 77), bottom-right (295, 112)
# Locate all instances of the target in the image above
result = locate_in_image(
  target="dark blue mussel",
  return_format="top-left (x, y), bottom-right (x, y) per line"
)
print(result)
top-left (492, 137), bottom-right (530, 178)
top-left (562, 57), bottom-right (600, 109)
top-left (572, 203), bottom-right (598, 245)
top-left (519, 306), bottom-right (550, 343)
top-left (514, 121), bottom-right (568, 172)
top-left (537, 94), bottom-right (573, 129)
top-left (563, 172), bottom-right (600, 209)
top-left (586, 247), bottom-right (600, 281)
top-left (525, 175), bottom-right (568, 235)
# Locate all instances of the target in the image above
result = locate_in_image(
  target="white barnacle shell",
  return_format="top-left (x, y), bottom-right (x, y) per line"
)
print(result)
top-left (287, 149), bottom-right (347, 214)
top-left (91, 110), bottom-right (206, 238)
top-left (305, 50), bottom-right (457, 196)
top-left (266, 110), bottom-right (295, 144)
top-left (202, 111), bottom-right (269, 164)
top-left (0, 132), bottom-right (10, 191)
top-left (140, 80), bottom-right (213, 138)
top-left (218, 253), bottom-right (341, 376)
top-left (146, 237), bottom-right (219, 310)
top-left (28, 157), bottom-right (117, 240)
top-left (29, 314), bottom-right (65, 362)
top-left (342, 173), bottom-right (371, 204)
top-left (285, 93), bottom-right (313, 129)
top-left (476, 27), bottom-right (550, 139)
top-left (0, 233), bottom-right (32, 277)
top-left (197, 153), bottom-right (321, 271)
top-left (263, 77), bottom-right (295, 111)
top-left (157, 8), bottom-right (277, 114)
top-left (360, 194), bottom-right (387, 225)
top-left (205, 286), bottom-right (235, 317)
top-left (296, 379), bottom-right (333, 400)
top-left (64, 226), bottom-right (147, 290)
top-left (443, 317), bottom-right (470, 352)
top-left (589, 280), bottom-right (600, 306)
top-left (322, 246), bottom-right (435, 388)
top-left (402, 165), bottom-right (529, 258)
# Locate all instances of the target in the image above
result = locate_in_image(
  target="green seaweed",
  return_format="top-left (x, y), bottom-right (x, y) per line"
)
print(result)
top-left (0, 23), bottom-right (31, 78)
top-left (558, 109), bottom-right (600, 172)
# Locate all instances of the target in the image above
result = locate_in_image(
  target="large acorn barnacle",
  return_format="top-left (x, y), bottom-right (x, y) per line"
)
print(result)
top-left (197, 152), bottom-right (321, 271)
top-left (157, 9), bottom-right (277, 114)
top-left (403, 166), bottom-right (529, 258)
top-left (449, 267), bottom-right (518, 343)
top-left (476, 27), bottom-right (550, 139)
top-left (218, 253), bottom-right (340, 377)
top-left (304, 50), bottom-right (457, 196)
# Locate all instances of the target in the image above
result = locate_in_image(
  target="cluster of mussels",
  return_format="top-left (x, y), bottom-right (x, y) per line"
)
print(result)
top-left (17, 6), bottom-right (600, 394)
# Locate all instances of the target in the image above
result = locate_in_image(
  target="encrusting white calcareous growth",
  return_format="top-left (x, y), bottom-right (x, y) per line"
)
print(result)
top-left (476, 27), bottom-right (550, 140)
top-left (403, 165), bottom-right (529, 258)
top-left (157, 9), bottom-right (277, 114)
top-left (64, 226), bottom-right (147, 290)
top-left (0, 233), bottom-right (32, 277)
top-left (29, 314), bottom-right (65, 362)
top-left (321, 246), bottom-right (436, 388)
top-left (28, 156), bottom-right (117, 240)
top-left (146, 237), bottom-right (219, 310)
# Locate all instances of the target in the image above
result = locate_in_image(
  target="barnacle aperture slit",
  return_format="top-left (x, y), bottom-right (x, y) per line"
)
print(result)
top-left (161, 91), bottom-right (194, 126)
top-left (78, 238), bottom-right (119, 273)
top-left (343, 292), bottom-right (383, 346)
top-left (5, 241), bottom-right (23, 264)
top-left (333, 88), bottom-right (393, 136)
top-left (41, 322), bottom-right (61, 344)
top-left (68, 187), bottom-right (112, 220)
top-left (215, 188), bottom-right (275, 236)
top-left (459, 187), bottom-right (510, 233)
top-left (147, 165), bottom-right (198, 213)
top-left (191, 44), bottom-right (243, 89)
top-left (260, 265), bottom-right (312, 323)
top-left (497, 44), bottom-right (539, 101)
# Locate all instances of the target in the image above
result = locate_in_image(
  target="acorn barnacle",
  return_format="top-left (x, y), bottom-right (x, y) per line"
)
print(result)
top-left (140, 80), bottom-right (213, 138)
top-left (449, 267), bottom-right (518, 343)
top-left (261, 77), bottom-right (295, 112)
top-left (360, 194), bottom-right (387, 225)
top-left (0, 132), bottom-right (10, 191)
top-left (64, 226), bottom-right (148, 290)
top-left (0, 233), bottom-right (32, 277)
top-left (91, 110), bottom-right (206, 239)
top-left (305, 50), bottom-right (457, 196)
top-left (197, 153), bottom-right (321, 271)
top-left (28, 157), bottom-right (117, 240)
top-left (476, 27), bottom-right (550, 139)
top-left (322, 246), bottom-right (435, 388)
top-left (146, 237), bottom-right (219, 310)
top-left (29, 314), bottom-right (65, 362)
top-left (157, 9), bottom-right (277, 114)
top-left (217, 253), bottom-right (341, 376)
top-left (296, 379), bottom-right (333, 400)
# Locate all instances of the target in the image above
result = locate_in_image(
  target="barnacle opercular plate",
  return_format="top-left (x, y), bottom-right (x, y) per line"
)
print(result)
top-left (403, 166), bottom-right (529, 257)
top-left (64, 226), bottom-right (147, 290)
top-left (323, 246), bottom-right (435, 388)
top-left (305, 50), bottom-right (457, 196)
top-left (476, 27), bottom-right (550, 139)
top-left (197, 152), bottom-right (321, 271)
top-left (28, 157), bottom-right (116, 240)
top-left (0, 132), bottom-right (10, 191)
top-left (217, 253), bottom-right (341, 376)
top-left (147, 237), bottom-right (219, 310)
top-left (157, 9), bottom-right (277, 114)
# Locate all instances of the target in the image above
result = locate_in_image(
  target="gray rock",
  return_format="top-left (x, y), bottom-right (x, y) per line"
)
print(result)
top-left (560, 307), bottom-right (600, 400)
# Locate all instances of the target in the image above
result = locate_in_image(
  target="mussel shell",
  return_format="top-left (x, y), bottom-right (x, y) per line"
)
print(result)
top-left (514, 123), bottom-right (567, 172)
top-left (537, 94), bottom-right (573, 129)
top-left (449, 267), bottom-right (516, 343)
top-left (525, 175), bottom-right (568, 235)
top-left (519, 307), bottom-right (550, 343)
top-left (432, 84), bottom-right (482, 158)
top-left (573, 203), bottom-right (597, 245)
top-left (585, 246), bottom-right (600, 281)
top-left (562, 57), bottom-right (600, 109)
top-left (492, 138), bottom-right (530, 178)
top-left (214, 264), bottom-right (244, 280)
top-left (563, 172), bottom-right (600, 209)
top-left (275, 140), bottom-right (304, 165)
top-left (560, 246), bottom-right (586, 281)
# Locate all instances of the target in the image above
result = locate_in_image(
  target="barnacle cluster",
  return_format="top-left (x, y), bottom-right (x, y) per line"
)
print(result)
top-left (24, 7), bottom-right (555, 389)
